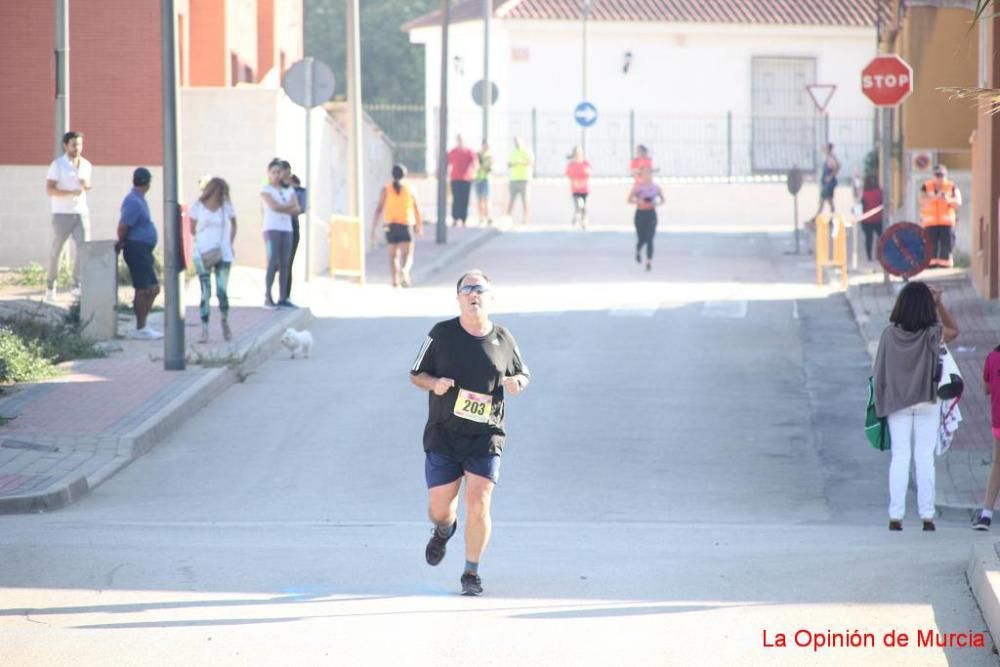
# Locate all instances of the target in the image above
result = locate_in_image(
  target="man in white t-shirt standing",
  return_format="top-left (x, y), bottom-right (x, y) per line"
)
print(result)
top-left (44, 131), bottom-right (92, 301)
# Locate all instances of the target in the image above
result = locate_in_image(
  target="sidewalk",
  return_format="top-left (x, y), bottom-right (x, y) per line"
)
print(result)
top-left (0, 295), bottom-right (310, 513)
top-left (0, 225), bottom-right (497, 513)
top-left (845, 267), bottom-right (998, 512)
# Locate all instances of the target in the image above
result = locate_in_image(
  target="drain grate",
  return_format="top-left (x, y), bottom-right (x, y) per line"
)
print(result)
top-left (1, 440), bottom-right (59, 453)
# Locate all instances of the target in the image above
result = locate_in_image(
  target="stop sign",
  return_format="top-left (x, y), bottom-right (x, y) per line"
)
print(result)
top-left (861, 55), bottom-right (914, 106)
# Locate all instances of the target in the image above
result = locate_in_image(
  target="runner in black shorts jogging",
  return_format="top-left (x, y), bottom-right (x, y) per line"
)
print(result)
top-left (409, 270), bottom-right (530, 596)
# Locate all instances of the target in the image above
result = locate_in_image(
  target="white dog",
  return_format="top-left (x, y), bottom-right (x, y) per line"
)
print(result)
top-left (280, 327), bottom-right (313, 359)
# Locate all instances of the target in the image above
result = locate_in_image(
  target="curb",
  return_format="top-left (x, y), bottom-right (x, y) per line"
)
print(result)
top-left (0, 307), bottom-right (312, 514)
top-left (412, 228), bottom-right (501, 285)
top-left (968, 542), bottom-right (1000, 649)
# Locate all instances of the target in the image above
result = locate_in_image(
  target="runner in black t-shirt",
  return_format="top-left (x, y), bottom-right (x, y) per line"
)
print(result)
top-left (409, 270), bottom-right (530, 596)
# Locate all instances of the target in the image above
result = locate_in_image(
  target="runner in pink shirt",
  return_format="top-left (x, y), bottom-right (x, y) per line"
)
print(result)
top-left (975, 345), bottom-right (1000, 530)
top-left (565, 146), bottom-right (591, 229)
top-left (447, 134), bottom-right (477, 227)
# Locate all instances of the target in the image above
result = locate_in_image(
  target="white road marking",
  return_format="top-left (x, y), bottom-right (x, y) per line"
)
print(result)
top-left (701, 300), bottom-right (748, 318)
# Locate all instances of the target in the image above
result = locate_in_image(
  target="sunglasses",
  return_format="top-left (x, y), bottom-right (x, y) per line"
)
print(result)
top-left (458, 284), bottom-right (490, 295)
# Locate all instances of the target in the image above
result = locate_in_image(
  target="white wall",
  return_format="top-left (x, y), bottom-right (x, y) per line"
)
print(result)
top-left (412, 20), bottom-right (877, 177)
top-left (0, 89), bottom-right (393, 276)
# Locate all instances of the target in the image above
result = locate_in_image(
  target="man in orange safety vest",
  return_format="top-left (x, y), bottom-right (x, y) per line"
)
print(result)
top-left (919, 165), bottom-right (962, 268)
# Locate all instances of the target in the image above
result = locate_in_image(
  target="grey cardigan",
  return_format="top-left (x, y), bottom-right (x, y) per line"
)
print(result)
top-left (873, 323), bottom-right (942, 418)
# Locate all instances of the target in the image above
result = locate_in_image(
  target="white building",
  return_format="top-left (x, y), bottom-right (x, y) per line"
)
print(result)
top-left (405, 0), bottom-right (878, 179)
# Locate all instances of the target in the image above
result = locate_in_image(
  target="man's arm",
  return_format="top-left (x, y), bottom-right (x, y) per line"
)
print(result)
top-left (46, 179), bottom-right (81, 198)
top-left (410, 372), bottom-right (454, 395)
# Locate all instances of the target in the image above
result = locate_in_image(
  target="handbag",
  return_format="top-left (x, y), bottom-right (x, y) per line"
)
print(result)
top-left (936, 344), bottom-right (964, 400)
top-left (199, 210), bottom-right (227, 269)
top-left (865, 376), bottom-right (890, 451)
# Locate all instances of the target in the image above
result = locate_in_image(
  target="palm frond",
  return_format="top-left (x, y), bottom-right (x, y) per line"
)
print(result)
top-left (939, 86), bottom-right (1000, 113)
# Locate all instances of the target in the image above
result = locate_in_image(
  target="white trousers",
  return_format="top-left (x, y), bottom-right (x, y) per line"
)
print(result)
top-left (887, 401), bottom-right (939, 520)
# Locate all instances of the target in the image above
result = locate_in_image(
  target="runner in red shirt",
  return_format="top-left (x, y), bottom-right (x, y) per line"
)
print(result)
top-left (565, 146), bottom-right (592, 228)
top-left (630, 144), bottom-right (653, 181)
top-left (447, 134), bottom-right (477, 226)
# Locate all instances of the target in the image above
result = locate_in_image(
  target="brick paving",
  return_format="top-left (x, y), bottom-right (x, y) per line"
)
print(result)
top-left (0, 301), bottom-right (309, 512)
top-left (847, 269), bottom-right (1000, 510)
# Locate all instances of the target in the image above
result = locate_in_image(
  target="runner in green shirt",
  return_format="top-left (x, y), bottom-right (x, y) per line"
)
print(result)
top-left (507, 137), bottom-right (533, 225)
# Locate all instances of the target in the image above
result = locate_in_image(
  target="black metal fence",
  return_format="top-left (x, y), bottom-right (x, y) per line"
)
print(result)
top-left (364, 103), bottom-right (875, 181)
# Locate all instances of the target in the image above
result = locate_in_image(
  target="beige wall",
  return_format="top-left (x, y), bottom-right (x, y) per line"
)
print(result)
top-left (901, 5), bottom-right (978, 164)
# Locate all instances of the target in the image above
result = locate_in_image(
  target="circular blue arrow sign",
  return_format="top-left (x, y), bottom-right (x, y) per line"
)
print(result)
top-left (574, 101), bottom-right (598, 128)
top-left (877, 222), bottom-right (931, 278)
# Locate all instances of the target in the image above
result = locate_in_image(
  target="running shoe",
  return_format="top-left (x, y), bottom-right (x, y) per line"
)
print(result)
top-left (460, 572), bottom-right (483, 596)
top-left (888, 520), bottom-right (902, 531)
top-left (973, 514), bottom-right (992, 531)
top-left (277, 299), bottom-right (298, 309)
top-left (922, 520), bottom-right (936, 532)
top-left (263, 297), bottom-right (277, 310)
top-left (425, 521), bottom-right (456, 566)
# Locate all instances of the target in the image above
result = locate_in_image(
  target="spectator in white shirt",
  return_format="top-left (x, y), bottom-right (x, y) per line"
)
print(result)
top-left (44, 131), bottom-right (92, 301)
top-left (190, 177), bottom-right (237, 343)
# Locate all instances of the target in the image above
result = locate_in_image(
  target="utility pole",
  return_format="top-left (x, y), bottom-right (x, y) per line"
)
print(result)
top-left (161, 0), bottom-right (184, 370)
top-left (436, 0), bottom-right (450, 244)
top-left (482, 0), bottom-right (490, 145)
top-left (346, 0), bottom-right (365, 260)
top-left (54, 0), bottom-right (69, 156)
top-left (581, 0), bottom-right (593, 151)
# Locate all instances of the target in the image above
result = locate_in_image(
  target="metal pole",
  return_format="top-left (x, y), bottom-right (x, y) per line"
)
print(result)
top-left (881, 105), bottom-right (893, 285)
top-left (54, 0), bottom-right (69, 156)
top-left (161, 0), bottom-right (184, 370)
top-left (794, 193), bottom-right (800, 254)
top-left (581, 1), bottom-right (591, 151)
top-left (436, 0), bottom-right (450, 244)
top-left (531, 107), bottom-right (538, 163)
top-left (726, 110), bottom-right (733, 180)
top-left (482, 0), bottom-right (490, 145)
top-left (303, 57), bottom-right (313, 282)
top-left (347, 0), bottom-right (366, 270)
top-left (629, 108), bottom-right (635, 165)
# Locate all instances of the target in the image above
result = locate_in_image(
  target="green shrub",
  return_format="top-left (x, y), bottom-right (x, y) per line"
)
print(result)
top-left (0, 328), bottom-right (55, 383)
top-left (5, 259), bottom-right (73, 288)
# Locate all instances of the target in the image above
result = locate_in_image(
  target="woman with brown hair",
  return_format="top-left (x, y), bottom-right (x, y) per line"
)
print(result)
top-left (190, 177), bottom-right (237, 343)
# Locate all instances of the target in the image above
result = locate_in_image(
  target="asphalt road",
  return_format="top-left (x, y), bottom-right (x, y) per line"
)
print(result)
top-left (2, 225), bottom-right (996, 666)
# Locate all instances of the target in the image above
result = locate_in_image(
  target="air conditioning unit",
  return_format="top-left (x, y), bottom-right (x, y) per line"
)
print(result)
top-left (910, 149), bottom-right (937, 175)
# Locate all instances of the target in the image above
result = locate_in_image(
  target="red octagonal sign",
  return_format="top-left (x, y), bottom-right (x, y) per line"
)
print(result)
top-left (862, 54), bottom-right (914, 107)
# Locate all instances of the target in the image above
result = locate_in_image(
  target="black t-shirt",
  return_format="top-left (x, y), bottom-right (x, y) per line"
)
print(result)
top-left (410, 317), bottom-right (529, 458)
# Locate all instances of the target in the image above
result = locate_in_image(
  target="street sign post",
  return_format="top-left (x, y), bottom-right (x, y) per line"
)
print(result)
top-left (787, 167), bottom-right (803, 254)
top-left (282, 57), bottom-right (336, 282)
top-left (574, 101), bottom-right (598, 128)
top-left (862, 54), bottom-right (913, 280)
top-left (877, 222), bottom-right (931, 278)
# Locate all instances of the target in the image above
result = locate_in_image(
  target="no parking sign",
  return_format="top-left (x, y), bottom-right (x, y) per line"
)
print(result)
top-left (877, 222), bottom-right (931, 278)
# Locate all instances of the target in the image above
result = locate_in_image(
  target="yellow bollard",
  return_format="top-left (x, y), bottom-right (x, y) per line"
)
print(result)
top-left (814, 213), bottom-right (848, 288)
top-left (815, 213), bottom-right (831, 285)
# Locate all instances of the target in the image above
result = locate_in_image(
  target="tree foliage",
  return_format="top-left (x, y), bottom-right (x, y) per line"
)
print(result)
top-left (304, 0), bottom-right (438, 104)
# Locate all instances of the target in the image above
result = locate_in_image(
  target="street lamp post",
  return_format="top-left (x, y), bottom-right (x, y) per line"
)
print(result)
top-left (581, 0), bottom-right (593, 152)
top-left (436, 0), bottom-right (450, 244)
top-left (161, 0), bottom-right (184, 370)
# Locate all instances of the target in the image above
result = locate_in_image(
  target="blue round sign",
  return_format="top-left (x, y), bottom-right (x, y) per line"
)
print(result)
top-left (574, 101), bottom-right (598, 128)
top-left (877, 222), bottom-right (931, 278)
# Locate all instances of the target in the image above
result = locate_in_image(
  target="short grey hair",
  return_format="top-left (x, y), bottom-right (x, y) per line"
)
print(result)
top-left (456, 270), bottom-right (491, 292)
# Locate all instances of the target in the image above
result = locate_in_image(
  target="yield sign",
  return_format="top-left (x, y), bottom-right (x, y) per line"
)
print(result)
top-left (806, 84), bottom-right (837, 113)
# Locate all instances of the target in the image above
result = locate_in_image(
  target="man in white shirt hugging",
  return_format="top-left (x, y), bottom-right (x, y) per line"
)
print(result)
top-left (44, 131), bottom-right (92, 301)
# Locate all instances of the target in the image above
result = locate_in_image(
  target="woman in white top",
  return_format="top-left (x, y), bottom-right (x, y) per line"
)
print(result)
top-left (189, 177), bottom-right (237, 342)
top-left (260, 158), bottom-right (300, 309)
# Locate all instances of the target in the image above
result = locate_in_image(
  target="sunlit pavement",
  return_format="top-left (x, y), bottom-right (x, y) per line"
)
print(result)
top-left (2, 222), bottom-right (996, 666)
